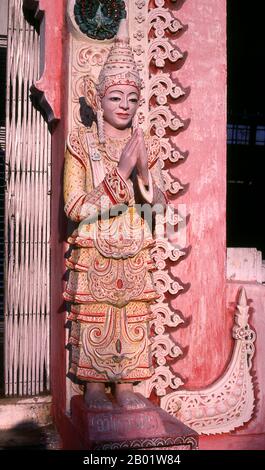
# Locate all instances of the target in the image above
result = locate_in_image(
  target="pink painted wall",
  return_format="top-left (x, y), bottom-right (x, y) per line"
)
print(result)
top-left (169, 0), bottom-right (228, 388)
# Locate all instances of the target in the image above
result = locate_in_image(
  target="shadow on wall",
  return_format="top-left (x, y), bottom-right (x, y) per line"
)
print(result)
top-left (0, 421), bottom-right (61, 450)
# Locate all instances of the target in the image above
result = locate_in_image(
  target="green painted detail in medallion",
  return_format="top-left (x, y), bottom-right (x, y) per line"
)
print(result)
top-left (74, 0), bottom-right (127, 40)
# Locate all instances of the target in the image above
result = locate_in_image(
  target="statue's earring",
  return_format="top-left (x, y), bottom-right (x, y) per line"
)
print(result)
top-left (96, 100), bottom-right (105, 144)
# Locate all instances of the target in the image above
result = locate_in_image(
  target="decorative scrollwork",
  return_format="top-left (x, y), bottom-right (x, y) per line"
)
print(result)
top-left (151, 302), bottom-right (184, 334)
top-left (155, 205), bottom-right (183, 228)
top-left (135, 12), bottom-right (145, 23)
top-left (160, 138), bottom-right (186, 165)
top-left (77, 46), bottom-right (108, 68)
top-left (151, 239), bottom-right (185, 270)
top-left (133, 30), bottom-right (144, 41)
top-left (232, 288), bottom-right (255, 369)
top-left (161, 288), bottom-right (256, 434)
top-left (153, 270), bottom-right (184, 297)
top-left (149, 39), bottom-right (183, 68)
top-left (96, 435), bottom-right (198, 450)
top-left (135, 0), bottom-right (146, 9)
top-left (149, 106), bottom-right (184, 137)
top-left (135, 364), bottom-right (184, 397)
top-left (162, 170), bottom-right (184, 195)
top-left (150, 73), bottom-right (185, 105)
top-left (148, 8), bottom-right (183, 38)
top-left (151, 366), bottom-right (183, 397)
top-left (152, 333), bottom-right (183, 366)
top-left (133, 44), bottom-right (145, 56)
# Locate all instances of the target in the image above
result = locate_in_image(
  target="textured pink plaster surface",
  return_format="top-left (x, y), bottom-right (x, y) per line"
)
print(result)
top-left (170, 0), bottom-right (227, 388)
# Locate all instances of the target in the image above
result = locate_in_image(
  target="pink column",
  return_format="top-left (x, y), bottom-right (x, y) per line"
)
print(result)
top-left (25, 0), bottom-right (64, 122)
top-left (25, 0), bottom-right (69, 423)
top-left (47, 1), bottom-right (69, 423)
top-left (170, 0), bottom-right (228, 388)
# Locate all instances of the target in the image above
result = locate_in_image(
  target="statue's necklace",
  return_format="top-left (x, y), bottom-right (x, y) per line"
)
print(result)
top-left (103, 134), bottom-right (132, 163)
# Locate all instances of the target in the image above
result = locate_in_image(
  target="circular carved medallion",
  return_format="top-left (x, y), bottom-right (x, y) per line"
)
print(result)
top-left (74, 0), bottom-right (127, 40)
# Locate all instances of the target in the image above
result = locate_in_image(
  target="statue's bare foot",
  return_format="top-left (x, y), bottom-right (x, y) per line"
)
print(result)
top-left (116, 389), bottom-right (146, 410)
top-left (85, 384), bottom-right (113, 410)
top-left (85, 390), bottom-right (113, 410)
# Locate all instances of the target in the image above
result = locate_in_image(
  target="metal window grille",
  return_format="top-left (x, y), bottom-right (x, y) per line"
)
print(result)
top-left (255, 126), bottom-right (265, 146)
top-left (0, 31), bottom-right (7, 396)
top-left (4, 0), bottom-right (51, 396)
top-left (227, 124), bottom-right (250, 145)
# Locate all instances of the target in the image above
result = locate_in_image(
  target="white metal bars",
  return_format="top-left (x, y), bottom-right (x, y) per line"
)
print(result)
top-left (0, 34), bottom-right (7, 395)
top-left (4, 0), bottom-right (51, 396)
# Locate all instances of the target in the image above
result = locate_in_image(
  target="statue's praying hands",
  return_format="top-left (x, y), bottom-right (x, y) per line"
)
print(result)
top-left (118, 128), bottom-right (149, 187)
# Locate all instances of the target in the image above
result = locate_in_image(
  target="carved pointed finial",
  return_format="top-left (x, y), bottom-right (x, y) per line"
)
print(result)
top-left (233, 286), bottom-right (249, 333)
top-left (238, 287), bottom-right (248, 308)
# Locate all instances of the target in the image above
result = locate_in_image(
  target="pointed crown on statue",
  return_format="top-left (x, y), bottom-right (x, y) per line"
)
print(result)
top-left (96, 19), bottom-right (142, 98)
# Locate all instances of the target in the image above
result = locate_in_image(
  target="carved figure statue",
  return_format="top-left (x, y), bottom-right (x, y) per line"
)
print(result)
top-left (63, 19), bottom-right (167, 410)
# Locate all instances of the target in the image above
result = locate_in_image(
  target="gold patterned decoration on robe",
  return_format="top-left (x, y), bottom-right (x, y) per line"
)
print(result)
top-left (63, 123), bottom-right (167, 382)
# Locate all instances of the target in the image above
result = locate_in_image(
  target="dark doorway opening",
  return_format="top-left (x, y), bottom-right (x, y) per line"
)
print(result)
top-left (227, 3), bottom-right (265, 257)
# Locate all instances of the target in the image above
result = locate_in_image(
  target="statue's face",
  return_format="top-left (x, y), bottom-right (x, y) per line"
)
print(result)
top-left (101, 84), bottom-right (139, 130)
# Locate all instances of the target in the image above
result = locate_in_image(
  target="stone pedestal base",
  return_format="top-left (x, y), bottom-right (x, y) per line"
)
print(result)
top-left (70, 394), bottom-right (199, 450)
